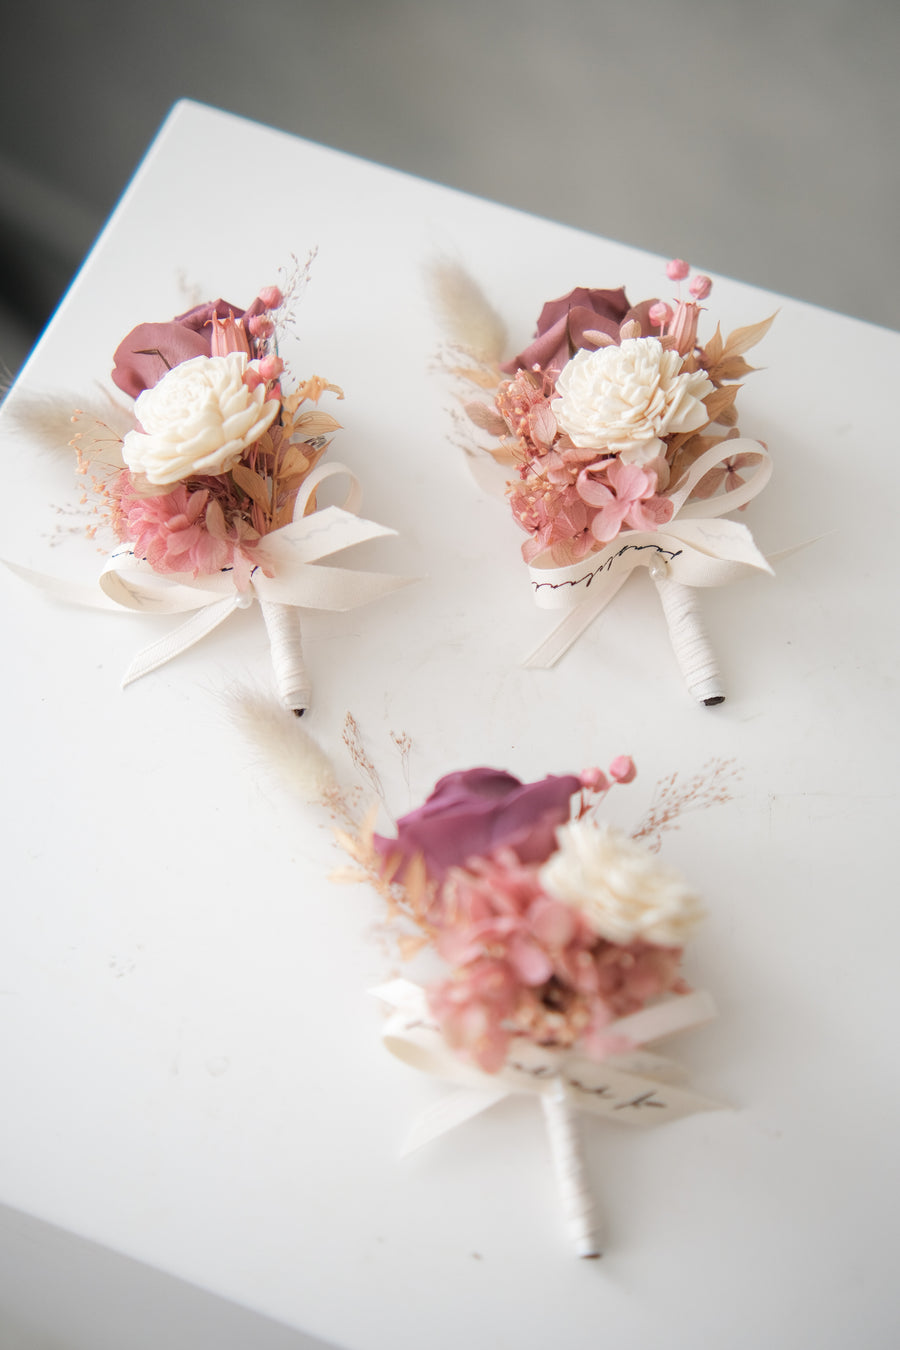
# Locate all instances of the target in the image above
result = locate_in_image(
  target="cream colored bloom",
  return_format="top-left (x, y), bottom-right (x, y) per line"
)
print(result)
top-left (551, 337), bottom-right (714, 466)
top-left (123, 353), bottom-right (280, 485)
top-left (539, 820), bottom-right (703, 947)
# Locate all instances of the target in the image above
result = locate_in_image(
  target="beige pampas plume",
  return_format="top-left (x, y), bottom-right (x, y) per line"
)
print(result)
top-left (425, 258), bottom-right (507, 365)
top-left (3, 386), bottom-right (131, 472)
top-left (226, 687), bottom-right (337, 803)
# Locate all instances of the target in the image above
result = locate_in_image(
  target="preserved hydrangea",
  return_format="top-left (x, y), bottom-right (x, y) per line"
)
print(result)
top-left (551, 337), bottom-right (714, 466)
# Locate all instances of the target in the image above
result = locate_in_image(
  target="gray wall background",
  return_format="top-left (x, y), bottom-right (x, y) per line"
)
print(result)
top-left (1, 0), bottom-right (898, 387)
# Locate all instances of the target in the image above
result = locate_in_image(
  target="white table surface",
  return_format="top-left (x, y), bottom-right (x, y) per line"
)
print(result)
top-left (1, 100), bottom-right (898, 1350)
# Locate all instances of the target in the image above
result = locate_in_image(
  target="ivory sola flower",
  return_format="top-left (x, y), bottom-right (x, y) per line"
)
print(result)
top-left (551, 337), bottom-right (714, 466)
top-left (539, 820), bottom-right (703, 947)
top-left (122, 352), bottom-right (280, 485)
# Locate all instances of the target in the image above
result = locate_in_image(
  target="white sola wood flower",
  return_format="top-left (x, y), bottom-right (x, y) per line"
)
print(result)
top-left (551, 337), bottom-right (714, 466)
top-left (123, 352), bottom-right (280, 485)
top-left (539, 819), bottom-right (703, 947)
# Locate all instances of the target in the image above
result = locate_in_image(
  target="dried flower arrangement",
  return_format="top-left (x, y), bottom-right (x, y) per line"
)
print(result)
top-left (7, 258), bottom-right (408, 713)
top-left (238, 704), bottom-right (732, 1257)
top-left (431, 258), bottom-right (775, 704)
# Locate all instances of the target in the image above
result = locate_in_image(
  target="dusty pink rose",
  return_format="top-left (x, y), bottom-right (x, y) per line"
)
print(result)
top-left (373, 767), bottom-right (581, 882)
top-left (501, 287), bottom-right (662, 375)
top-left (112, 296), bottom-right (270, 399)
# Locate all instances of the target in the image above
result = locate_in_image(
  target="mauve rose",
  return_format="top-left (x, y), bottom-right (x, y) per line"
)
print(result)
top-left (112, 297), bottom-right (267, 400)
top-left (373, 767), bottom-right (581, 881)
top-left (501, 287), bottom-right (662, 375)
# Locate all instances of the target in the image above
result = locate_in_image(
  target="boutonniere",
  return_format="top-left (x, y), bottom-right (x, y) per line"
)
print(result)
top-left (431, 258), bottom-right (775, 704)
top-left (7, 259), bottom-right (410, 713)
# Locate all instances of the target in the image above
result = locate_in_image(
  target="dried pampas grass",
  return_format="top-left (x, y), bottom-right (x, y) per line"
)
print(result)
top-left (425, 259), bottom-right (507, 365)
top-left (3, 386), bottom-right (131, 470)
top-left (227, 688), bottom-right (336, 803)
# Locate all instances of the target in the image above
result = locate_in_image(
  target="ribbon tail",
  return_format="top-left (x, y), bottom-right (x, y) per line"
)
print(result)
top-left (2, 559), bottom-right (123, 611)
top-left (400, 1085), bottom-right (509, 1156)
top-left (523, 571), bottom-right (631, 669)
top-left (122, 595), bottom-right (240, 687)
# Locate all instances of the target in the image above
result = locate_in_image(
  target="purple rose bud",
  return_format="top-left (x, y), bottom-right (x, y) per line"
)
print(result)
top-left (373, 767), bottom-right (582, 882)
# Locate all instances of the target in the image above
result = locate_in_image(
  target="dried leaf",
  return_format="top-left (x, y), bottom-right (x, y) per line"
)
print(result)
top-left (702, 323), bottom-right (724, 367)
top-left (701, 383), bottom-right (741, 425)
top-left (231, 463), bottom-right (272, 509)
top-left (487, 440), bottom-right (521, 465)
top-left (402, 852), bottom-right (428, 910)
top-left (293, 411), bottom-right (342, 438)
top-left (205, 497), bottom-right (228, 539)
top-left (581, 329), bottom-right (616, 348)
top-left (278, 445), bottom-right (310, 477)
top-left (278, 472), bottom-right (312, 496)
top-left (720, 312), bottom-right (777, 359)
top-left (709, 355), bottom-right (758, 382)
top-left (333, 828), bottom-right (371, 866)
top-left (464, 400), bottom-right (508, 436)
top-left (329, 866), bottom-right (372, 885)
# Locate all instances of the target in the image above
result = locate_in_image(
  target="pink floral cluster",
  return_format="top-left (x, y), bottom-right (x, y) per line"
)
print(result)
top-left (489, 264), bottom-right (718, 566)
top-left (102, 285), bottom-right (304, 584)
top-left (115, 476), bottom-right (269, 589)
top-left (500, 368), bottom-right (675, 563)
top-left (430, 851), bottom-right (685, 1072)
top-left (374, 762), bottom-right (688, 1075)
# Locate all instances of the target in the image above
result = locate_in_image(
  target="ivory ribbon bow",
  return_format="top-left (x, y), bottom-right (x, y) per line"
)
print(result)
top-left (522, 438), bottom-right (773, 668)
top-left (5, 463), bottom-right (411, 699)
top-left (375, 978), bottom-right (724, 1156)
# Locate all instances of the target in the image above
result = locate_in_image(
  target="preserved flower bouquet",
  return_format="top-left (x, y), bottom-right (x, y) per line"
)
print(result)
top-left (321, 736), bottom-right (730, 1257)
top-left (7, 261), bottom-right (409, 713)
top-left (432, 259), bottom-right (775, 704)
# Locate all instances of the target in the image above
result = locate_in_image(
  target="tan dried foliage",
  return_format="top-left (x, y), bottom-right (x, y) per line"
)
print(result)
top-left (701, 382), bottom-right (741, 426)
top-left (293, 410), bottom-right (343, 439)
top-left (231, 463), bottom-right (272, 509)
top-left (451, 363), bottom-right (503, 391)
top-left (464, 400), bottom-right (508, 436)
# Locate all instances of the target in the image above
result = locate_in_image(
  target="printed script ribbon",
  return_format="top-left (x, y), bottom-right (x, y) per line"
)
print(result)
top-left (5, 463), bottom-right (412, 712)
top-left (374, 978), bottom-right (724, 1257)
top-left (524, 438), bottom-right (773, 702)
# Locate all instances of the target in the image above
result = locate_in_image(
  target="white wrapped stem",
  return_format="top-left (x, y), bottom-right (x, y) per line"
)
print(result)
top-left (541, 1077), bottom-right (602, 1259)
top-left (652, 573), bottom-right (725, 706)
top-left (260, 599), bottom-right (311, 715)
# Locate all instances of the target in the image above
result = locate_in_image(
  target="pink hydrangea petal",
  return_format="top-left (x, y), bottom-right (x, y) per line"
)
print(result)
top-left (507, 935), bottom-right (554, 986)
top-left (527, 897), bottom-right (577, 948)
top-left (607, 459), bottom-right (654, 499)
top-left (575, 465), bottom-right (615, 508)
